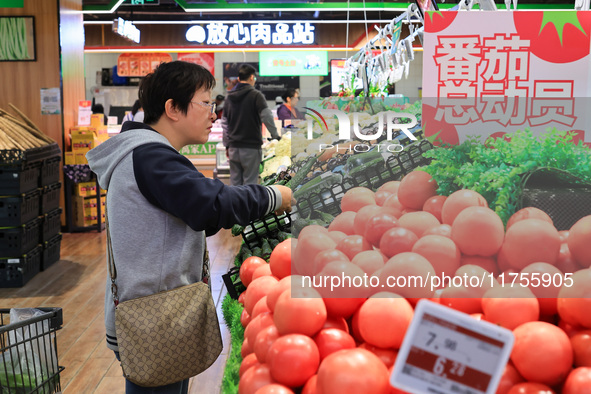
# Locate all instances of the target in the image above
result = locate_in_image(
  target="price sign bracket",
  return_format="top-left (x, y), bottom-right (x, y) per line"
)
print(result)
top-left (390, 300), bottom-right (514, 394)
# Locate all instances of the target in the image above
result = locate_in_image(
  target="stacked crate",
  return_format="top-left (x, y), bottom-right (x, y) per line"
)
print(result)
top-left (0, 144), bottom-right (62, 287)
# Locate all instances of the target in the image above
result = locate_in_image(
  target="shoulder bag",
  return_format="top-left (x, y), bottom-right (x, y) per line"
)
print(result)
top-left (106, 202), bottom-right (223, 387)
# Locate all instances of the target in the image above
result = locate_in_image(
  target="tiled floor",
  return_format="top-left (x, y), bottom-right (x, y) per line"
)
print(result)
top-left (0, 228), bottom-right (242, 393)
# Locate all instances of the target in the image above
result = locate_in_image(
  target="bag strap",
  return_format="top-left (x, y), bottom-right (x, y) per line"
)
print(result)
top-left (104, 198), bottom-right (120, 306)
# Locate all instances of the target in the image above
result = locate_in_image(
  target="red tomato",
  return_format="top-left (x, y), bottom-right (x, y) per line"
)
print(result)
top-left (422, 223), bottom-right (452, 238)
top-left (301, 375), bottom-right (318, 394)
top-left (245, 312), bottom-right (276, 349)
top-left (252, 264), bottom-right (273, 281)
top-left (314, 328), bottom-right (356, 360)
top-left (254, 324), bottom-right (280, 363)
top-left (482, 286), bottom-right (539, 330)
top-left (266, 275), bottom-right (299, 312)
top-left (316, 348), bottom-right (391, 394)
top-left (568, 215), bottom-right (591, 268)
top-left (375, 190), bottom-right (394, 206)
top-left (455, 264), bottom-right (497, 296)
top-left (412, 234), bottom-right (461, 277)
top-left (506, 207), bottom-right (553, 230)
top-left (241, 256), bottom-right (268, 287)
top-left (380, 253), bottom-right (436, 299)
top-left (422, 195), bottom-right (447, 223)
top-left (244, 276), bottom-right (280, 315)
top-left (238, 291), bottom-right (246, 305)
top-left (513, 11), bottom-right (591, 63)
top-left (239, 364), bottom-right (275, 394)
top-left (293, 230), bottom-right (337, 276)
top-left (242, 337), bottom-right (253, 358)
top-left (377, 181), bottom-right (401, 195)
top-left (570, 330), bottom-right (591, 367)
top-left (328, 211), bottom-right (357, 235)
top-left (562, 367), bottom-right (591, 394)
top-left (520, 262), bottom-right (563, 316)
top-left (559, 230), bottom-right (570, 243)
top-left (494, 362), bottom-right (524, 394)
top-left (559, 318), bottom-right (585, 338)
top-left (335, 235), bottom-right (372, 260)
top-left (327, 231), bottom-right (347, 244)
top-left (555, 243), bottom-right (581, 274)
top-left (364, 211), bottom-right (400, 247)
top-left (424, 10), bottom-right (458, 33)
top-left (353, 204), bottom-right (383, 236)
top-left (379, 227), bottom-right (419, 258)
top-left (452, 206), bottom-right (504, 257)
top-left (240, 353), bottom-right (260, 378)
top-left (358, 343), bottom-right (397, 368)
top-left (351, 250), bottom-right (386, 275)
top-left (357, 293), bottom-right (414, 349)
top-left (398, 211), bottom-right (441, 238)
top-left (267, 334), bottom-right (320, 388)
top-left (241, 309), bottom-right (252, 328)
top-left (506, 382), bottom-right (555, 394)
top-left (460, 255), bottom-right (499, 276)
top-left (397, 170), bottom-right (438, 211)
top-left (511, 321), bottom-right (573, 387)
top-left (382, 194), bottom-right (405, 214)
top-left (323, 297), bottom-right (365, 319)
top-left (439, 286), bottom-right (484, 315)
top-left (557, 269), bottom-right (591, 328)
top-left (502, 219), bottom-right (561, 270)
top-left (269, 239), bottom-right (292, 279)
top-left (318, 261), bottom-right (369, 299)
top-left (441, 189), bottom-right (488, 225)
top-left (313, 249), bottom-right (350, 273)
top-left (254, 384), bottom-right (294, 394)
top-left (273, 287), bottom-right (327, 336)
top-left (322, 315), bottom-right (349, 332)
top-left (341, 187), bottom-right (375, 212)
top-left (252, 296), bottom-right (272, 319)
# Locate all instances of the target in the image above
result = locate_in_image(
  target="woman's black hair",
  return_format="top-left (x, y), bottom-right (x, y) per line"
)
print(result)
top-left (281, 88), bottom-right (298, 102)
top-left (139, 61), bottom-right (216, 125)
top-left (131, 99), bottom-right (142, 116)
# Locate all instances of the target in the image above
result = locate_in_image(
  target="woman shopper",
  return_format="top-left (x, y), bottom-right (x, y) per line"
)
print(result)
top-left (87, 61), bottom-right (292, 394)
top-left (277, 88), bottom-right (305, 128)
top-left (122, 99), bottom-right (143, 123)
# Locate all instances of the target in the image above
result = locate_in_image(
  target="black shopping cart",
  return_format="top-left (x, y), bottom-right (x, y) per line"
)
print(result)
top-left (0, 307), bottom-right (64, 394)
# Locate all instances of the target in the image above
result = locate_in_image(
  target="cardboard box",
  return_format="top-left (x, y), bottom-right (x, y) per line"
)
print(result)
top-left (75, 181), bottom-right (98, 197)
top-left (91, 114), bottom-right (104, 128)
top-left (75, 152), bottom-right (88, 165)
top-left (64, 152), bottom-right (75, 165)
top-left (73, 195), bottom-right (106, 227)
top-left (75, 213), bottom-right (105, 228)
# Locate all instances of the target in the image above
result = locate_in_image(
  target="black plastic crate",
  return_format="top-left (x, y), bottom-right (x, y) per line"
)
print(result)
top-left (40, 183), bottom-right (61, 215)
top-left (0, 143), bottom-right (61, 167)
top-left (241, 213), bottom-right (291, 250)
top-left (40, 208), bottom-right (62, 243)
top-left (0, 307), bottom-right (64, 393)
top-left (0, 163), bottom-right (41, 195)
top-left (41, 233), bottom-right (62, 271)
top-left (0, 189), bottom-right (41, 227)
top-left (39, 156), bottom-right (61, 187)
top-left (0, 218), bottom-right (41, 256)
top-left (0, 245), bottom-right (42, 288)
top-left (222, 266), bottom-right (245, 300)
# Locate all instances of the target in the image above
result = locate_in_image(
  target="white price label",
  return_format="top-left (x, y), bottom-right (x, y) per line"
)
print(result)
top-left (390, 300), bottom-right (514, 394)
top-left (7, 259), bottom-right (20, 264)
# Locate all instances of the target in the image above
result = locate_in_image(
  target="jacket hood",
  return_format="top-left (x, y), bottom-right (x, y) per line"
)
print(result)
top-left (227, 83), bottom-right (255, 102)
top-left (86, 125), bottom-right (172, 190)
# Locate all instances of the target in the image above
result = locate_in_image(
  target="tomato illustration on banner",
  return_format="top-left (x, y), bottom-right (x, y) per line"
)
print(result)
top-left (422, 11), bottom-right (591, 146)
top-left (513, 11), bottom-right (591, 63)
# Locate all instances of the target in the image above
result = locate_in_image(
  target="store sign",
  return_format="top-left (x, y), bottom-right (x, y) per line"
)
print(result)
top-left (259, 51), bottom-right (328, 76)
top-left (186, 22), bottom-right (315, 46)
top-left (422, 11), bottom-right (591, 146)
top-left (113, 17), bottom-right (140, 44)
top-left (180, 142), bottom-right (217, 156)
top-left (117, 53), bottom-right (172, 77)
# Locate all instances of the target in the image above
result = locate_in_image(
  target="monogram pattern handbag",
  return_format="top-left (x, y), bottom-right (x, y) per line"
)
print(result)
top-left (106, 202), bottom-right (223, 387)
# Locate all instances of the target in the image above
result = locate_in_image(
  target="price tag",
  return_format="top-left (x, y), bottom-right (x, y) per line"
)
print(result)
top-left (390, 300), bottom-right (514, 394)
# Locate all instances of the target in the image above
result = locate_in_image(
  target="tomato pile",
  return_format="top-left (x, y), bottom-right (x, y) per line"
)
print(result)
top-left (236, 169), bottom-right (591, 394)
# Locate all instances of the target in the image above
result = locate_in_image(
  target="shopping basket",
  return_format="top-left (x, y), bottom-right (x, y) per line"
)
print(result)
top-left (0, 307), bottom-right (64, 393)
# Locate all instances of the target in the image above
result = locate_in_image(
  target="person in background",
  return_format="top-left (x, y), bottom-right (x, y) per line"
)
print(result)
top-left (222, 64), bottom-right (280, 186)
top-left (122, 100), bottom-right (143, 123)
top-left (214, 94), bottom-right (224, 119)
top-left (86, 61), bottom-right (292, 394)
top-left (277, 88), bottom-right (305, 128)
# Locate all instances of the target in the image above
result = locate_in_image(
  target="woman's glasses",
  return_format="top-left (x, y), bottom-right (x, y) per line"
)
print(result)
top-left (191, 101), bottom-right (216, 114)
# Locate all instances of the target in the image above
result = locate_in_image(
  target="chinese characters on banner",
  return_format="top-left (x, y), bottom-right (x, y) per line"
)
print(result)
top-left (186, 22), bottom-right (315, 46)
top-left (117, 53), bottom-right (172, 77)
top-left (422, 11), bottom-right (591, 145)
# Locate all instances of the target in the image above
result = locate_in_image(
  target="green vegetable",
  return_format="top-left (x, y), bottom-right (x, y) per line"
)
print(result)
top-left (311, 211), bottom-right (335, 224)
top-left (421, 129), bottom-right (591, 224)
top-left (294, 172), bottom-right (343, 201)
top-left (289, 154), bottom-right (318, 189)
top-left (231, 224), bottom-right (244, 237)
top-left (269, 238), bottom-right (280, 249)
top-left (344, 149), bottom-right (385, 178)
top-left (238, 243), bottom-right (252, 264)
top-left (261, 238), bottom-right (273, 260)
top-left (251, 246), bottom-right (263, 258)
top-left (276, 231), bottom-right (292, 242)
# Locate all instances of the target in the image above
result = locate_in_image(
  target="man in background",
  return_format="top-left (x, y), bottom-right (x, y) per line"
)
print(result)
top-left (222, 64), bottom-right (280, 185)
top-left (214, 94), bottom-right (225, 119)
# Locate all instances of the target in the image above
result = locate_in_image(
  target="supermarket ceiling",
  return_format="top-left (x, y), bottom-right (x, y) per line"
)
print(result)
top-left (80, 0), bottom-right (578, 23)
